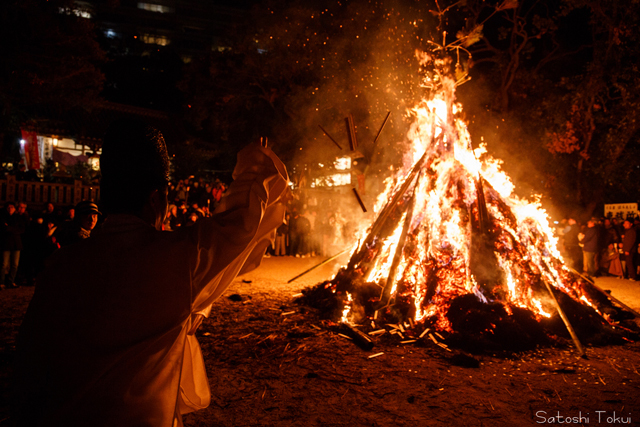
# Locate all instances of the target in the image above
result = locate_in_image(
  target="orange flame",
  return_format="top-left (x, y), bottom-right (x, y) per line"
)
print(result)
top-left (339, 55), bottom-right (603, 332)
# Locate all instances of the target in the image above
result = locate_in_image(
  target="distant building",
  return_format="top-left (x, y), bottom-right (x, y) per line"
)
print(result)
top-left (12, 0), bottom-right (250, 173)
top-left (79, 0), bottom-right (252, 61)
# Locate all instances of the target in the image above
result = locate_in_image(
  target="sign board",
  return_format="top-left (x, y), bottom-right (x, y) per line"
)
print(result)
top-left (604, 203), bottom-right (639, 219)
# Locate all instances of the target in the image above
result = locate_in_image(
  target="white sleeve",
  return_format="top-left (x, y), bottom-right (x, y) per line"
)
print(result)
top-left (187, 143), bottom-right (288, 312)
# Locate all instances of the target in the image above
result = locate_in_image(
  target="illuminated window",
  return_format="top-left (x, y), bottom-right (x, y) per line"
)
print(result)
top-left (141, 34), bottom-right (170, 46)
top-left (58, 7), bottom-right (92, 18)
top-left (312, 173), bottom-right (351, 187)
top-left (334, 156), bottom-right (351, 170)
top-left (137, 3), bottom-right (173, 13)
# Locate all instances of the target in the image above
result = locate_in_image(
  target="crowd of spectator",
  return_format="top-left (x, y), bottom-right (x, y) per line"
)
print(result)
top-left (266, 206), bottom-right (358, 258)
top-left (0, 201), bottom-right (101, 289)
top-left (556, 215), bottom-right (640, 281)
top-left (0, 176), bottom-right (232, 290)
top-left (0, 193), bottom-right (360, 291)
top-left (162, 177), bottom-right (228, 230)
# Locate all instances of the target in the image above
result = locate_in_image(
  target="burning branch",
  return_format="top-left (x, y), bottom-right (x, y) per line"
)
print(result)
top-left (377, 175), bottom-right (421, 309)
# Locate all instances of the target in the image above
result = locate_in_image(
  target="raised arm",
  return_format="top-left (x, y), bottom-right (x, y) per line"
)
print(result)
top-left (188, 142), bottom-right (289, 311)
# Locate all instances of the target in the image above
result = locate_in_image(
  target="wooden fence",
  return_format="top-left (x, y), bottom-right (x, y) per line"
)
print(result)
top-left (0, 176), bottom-right (100, 208)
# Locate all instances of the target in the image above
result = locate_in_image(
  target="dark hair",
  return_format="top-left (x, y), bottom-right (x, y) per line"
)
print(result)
top-left (100, 120), bottom-right (170, 214)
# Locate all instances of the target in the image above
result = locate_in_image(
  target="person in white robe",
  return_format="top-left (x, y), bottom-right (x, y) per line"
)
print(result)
top-left (14, 120), bottom-right (288, 427)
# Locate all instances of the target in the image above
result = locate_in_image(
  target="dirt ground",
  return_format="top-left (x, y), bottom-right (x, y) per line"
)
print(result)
top-left (2, 255), bottom-right (640, 426)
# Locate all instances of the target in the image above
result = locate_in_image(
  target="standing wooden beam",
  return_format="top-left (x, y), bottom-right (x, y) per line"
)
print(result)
top-left (345, 115), bottom-right (357, 151)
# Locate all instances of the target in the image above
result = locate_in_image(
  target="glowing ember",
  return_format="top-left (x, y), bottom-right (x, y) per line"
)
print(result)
top-left (341, 292), bottom-right (353, 323)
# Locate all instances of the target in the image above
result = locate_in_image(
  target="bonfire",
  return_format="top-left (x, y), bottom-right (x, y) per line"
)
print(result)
top-left (302, 50), bottom-right (637, 354)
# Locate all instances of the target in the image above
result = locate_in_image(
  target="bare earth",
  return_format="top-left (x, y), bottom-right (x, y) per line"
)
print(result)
top-left (2, 256), bottom-right (640, 426)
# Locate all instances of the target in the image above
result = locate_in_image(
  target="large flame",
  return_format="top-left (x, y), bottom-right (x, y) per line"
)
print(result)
top-left (336, 53), bottom-right (603, 333)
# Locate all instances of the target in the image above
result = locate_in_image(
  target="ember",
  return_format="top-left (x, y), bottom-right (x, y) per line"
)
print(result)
top-left (301, 50), bottom-right (638, 353)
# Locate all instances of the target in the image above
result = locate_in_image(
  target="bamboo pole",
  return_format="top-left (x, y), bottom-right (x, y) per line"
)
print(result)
top-left (372, 111), bottom-right (391, 147)
top-left (543, 280), bottom-right (587, 358)
top-left (287, 248), bottom-right (352, 283)
top-left (318, 125), bottom-right (343, 150)
top-left (352, 188), bottom-right (367, 212)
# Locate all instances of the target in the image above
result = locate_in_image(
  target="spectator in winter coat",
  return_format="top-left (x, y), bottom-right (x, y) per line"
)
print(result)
top-left (175, 180), bottom-right (187, 203)
top-left (599, 219), bottom-right (621, 275)
top-left (275, 218), bottom-right (288, 256)
top-left (21, 214), bottom-right (59, 286)
top-left (188, 181), bottom-right (205, 207)
top-left (54, 201), bottom-right (100, 247)
top-left (622, 220), bottom-right (637, 280)
top-left (0, 202), bottom-right (28, 288)
top-left (563, 218), bottom-right (582, 271)
top-left (296, 210), bottom-right (311, 257)
top-left (580, 219), bottom-right (599, 277)
top-left (288, 209), bottom-right (299, 256)
top-left (41, 202), bottom-right (59, 228)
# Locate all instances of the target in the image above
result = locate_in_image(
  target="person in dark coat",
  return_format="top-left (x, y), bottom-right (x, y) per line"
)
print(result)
top-left (600, 219), bottom-right (621, 275)
top-left (288, 209), bottom-right (299, 256)
top-left (41, 202), bottom-right (59, 227)
top-left (295, 211), bottom-right (311, 257)
top-left (580, 219), bottom-right (599, 278)
top-left (622, 220), bottom-right (637, 280)
top-left (274, 218), bottom-right (288, 256)
top-left (187, 180), bottom-right (205, 207)
top-left (54, 201), bottom-right (100, 247)
top-left (21, 214), bottom-right (59, 286)
top-left (563, 218), bottom-right (582, 271)
top-left (0, 202), bottom-right (28, 288)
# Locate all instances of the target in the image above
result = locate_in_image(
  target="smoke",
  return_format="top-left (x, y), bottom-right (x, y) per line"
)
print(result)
top-left (250, 0), bottom-right (447, 238)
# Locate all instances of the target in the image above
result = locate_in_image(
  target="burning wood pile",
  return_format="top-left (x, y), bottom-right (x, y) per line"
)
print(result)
top-left (301, 52), bottom-right (638, 354)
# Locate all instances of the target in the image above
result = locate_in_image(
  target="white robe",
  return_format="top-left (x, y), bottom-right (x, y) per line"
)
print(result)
top-left (15, 144), bottom-right (288, 426)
